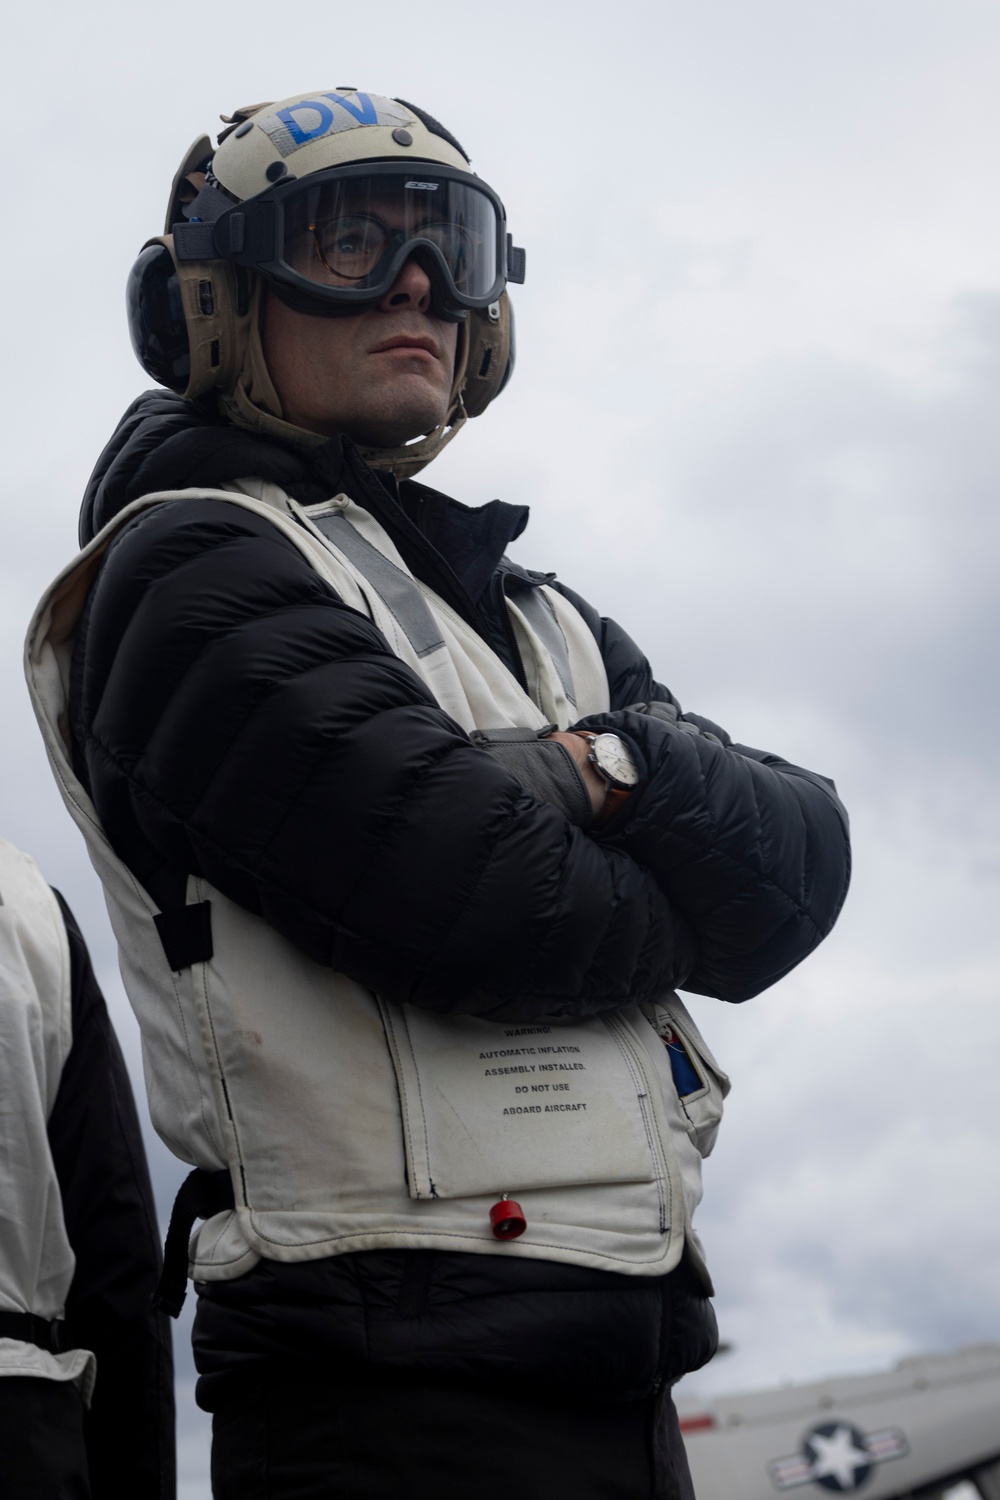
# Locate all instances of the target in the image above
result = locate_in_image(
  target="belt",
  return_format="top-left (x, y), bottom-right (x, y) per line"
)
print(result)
top-left (0, 1311), bottom-right (67, 1354)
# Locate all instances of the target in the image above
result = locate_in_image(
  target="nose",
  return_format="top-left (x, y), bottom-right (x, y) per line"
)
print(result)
top-left (378, 253), bottom-right (432, 313)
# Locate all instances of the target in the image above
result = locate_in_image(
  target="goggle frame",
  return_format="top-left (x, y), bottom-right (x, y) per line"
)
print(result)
top-left (202, 161), bottom-right (520, 320)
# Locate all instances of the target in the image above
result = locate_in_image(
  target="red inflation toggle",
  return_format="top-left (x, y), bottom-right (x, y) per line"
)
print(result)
top-left (490, 1195), bottom-right (527, 1240)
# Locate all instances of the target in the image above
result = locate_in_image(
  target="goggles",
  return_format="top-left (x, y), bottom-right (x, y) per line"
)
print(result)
top-left (176, 162), bottom-right (525, 321)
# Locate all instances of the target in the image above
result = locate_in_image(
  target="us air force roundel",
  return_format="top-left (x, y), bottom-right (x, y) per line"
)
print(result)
top-left (769, 1421), bottom-right (909, 1492)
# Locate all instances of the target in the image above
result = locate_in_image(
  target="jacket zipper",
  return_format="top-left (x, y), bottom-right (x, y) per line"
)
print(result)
top-left (602, 1013), bottom-right (671, 1234)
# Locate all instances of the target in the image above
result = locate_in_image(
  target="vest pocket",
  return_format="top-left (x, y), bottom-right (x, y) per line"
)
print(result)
top-left (640, 996), bottom-right (730, 1159)
top-left (377, 1000), bottom-right (664, 1201)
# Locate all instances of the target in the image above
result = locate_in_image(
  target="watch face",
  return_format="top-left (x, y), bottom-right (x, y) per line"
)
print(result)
top-left (592, 733), bottom-right (639, 789)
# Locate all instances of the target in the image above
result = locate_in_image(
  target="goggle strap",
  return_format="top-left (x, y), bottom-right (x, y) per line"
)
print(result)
top-left (174, 221), bottom-right (219, 261)
top-left (174, 181), bottom-right (246, 260)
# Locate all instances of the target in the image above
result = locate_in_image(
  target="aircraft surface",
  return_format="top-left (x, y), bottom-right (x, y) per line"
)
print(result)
top-left (677, 1343), bottom-right (1000, 1500)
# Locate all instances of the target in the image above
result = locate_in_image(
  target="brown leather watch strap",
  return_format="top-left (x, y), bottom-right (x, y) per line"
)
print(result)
top-left (593, 783), bottom-right (631, 829)
top-left (568, 731), bottom-right (634, 828)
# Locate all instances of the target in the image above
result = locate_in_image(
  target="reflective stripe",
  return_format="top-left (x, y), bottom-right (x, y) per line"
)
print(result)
top-left (516, 587), bottom-right (577, 708)
top-left (310, 510), bottom-right (446, 659)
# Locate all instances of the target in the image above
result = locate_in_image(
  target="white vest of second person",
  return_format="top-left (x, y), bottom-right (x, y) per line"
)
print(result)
top-left (0, 837), bottom-right (95, 1396)
top-left (26, 481), bottom-right (729, 1288)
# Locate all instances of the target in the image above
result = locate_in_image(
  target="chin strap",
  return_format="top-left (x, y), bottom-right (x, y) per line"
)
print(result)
top-left (218, 375), bottom-right (328, 451)
top-left (221, 377), bottom-right (469, 480)
top-left (358, 396), bottom-right (468, 481)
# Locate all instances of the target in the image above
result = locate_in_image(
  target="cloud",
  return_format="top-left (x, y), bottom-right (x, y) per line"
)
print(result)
top-left (680, 947), bottom-right (1000, 1396)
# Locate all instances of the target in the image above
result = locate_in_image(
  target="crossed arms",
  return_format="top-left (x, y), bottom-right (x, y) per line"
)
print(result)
top-left (70, 501), bottom-right (850, 1021)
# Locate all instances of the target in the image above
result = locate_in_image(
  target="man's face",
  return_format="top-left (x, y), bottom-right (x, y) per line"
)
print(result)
top-left (260, 187), bottom-right (460, 446)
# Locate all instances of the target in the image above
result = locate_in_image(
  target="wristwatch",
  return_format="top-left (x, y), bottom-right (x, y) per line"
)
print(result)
top-left (568, 731), bottom-right (640, 828)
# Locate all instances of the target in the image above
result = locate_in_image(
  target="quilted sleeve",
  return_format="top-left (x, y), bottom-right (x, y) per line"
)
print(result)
top-left (575, 703), bottom-right (850, 1002)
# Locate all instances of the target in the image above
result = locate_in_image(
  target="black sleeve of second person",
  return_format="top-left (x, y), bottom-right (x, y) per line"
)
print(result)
top-left (48, 892), bottom-right (176, 1500)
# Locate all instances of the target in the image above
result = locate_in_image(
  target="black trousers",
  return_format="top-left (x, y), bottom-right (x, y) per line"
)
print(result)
top-left (211, 1370), bottom-right (696, 1500)
top-left (0, 1376), bottom-right (91, 1499)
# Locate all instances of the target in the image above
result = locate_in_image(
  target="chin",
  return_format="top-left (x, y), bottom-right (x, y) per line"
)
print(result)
top-left (349, 396), bottom-right (451, 449)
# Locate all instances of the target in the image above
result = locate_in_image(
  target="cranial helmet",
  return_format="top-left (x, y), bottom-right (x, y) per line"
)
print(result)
top-left (127, 90), bottom-right (526, 477)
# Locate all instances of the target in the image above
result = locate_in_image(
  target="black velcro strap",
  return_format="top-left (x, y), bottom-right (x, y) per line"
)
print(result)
top-left (506, 238), bottom-right (526, 284)
top-left (182, 183), bottom-right (233, 225)
top-left (173, 220), bottom-right (220, 261)
top-left (0, 1311), bottom-right (67, 1354)
top-left (153, 901), bottom-right (213, 971)
top-left (153, 1167), bottom-right (235, 1319)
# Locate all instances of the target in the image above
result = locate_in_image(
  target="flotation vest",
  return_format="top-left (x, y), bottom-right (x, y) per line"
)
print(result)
top-left (0, 837), bottom-right (95, 1395)
top-left (26, 480), bottom-right (728, 1289)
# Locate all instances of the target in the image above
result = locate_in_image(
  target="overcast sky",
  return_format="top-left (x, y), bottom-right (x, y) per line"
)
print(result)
top-left (2, 3), bottom-right (999, 1495)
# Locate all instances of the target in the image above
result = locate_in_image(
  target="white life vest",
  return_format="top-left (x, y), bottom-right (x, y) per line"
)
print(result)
top-left (25, 481), bottom-right (729, 1289)
top-left (0, 837), bottom-right (95, 1396)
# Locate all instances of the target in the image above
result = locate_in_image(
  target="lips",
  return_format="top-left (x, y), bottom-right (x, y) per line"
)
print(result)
top-left (370, 334), bottom-right (440, 359)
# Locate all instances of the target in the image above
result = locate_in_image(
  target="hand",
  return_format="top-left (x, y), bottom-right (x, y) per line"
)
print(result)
top-left (546, 731), bottom-right (606, 820)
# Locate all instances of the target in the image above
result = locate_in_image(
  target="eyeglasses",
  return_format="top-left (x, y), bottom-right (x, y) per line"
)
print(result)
top-left (298, 211), bottom-right (484, 291)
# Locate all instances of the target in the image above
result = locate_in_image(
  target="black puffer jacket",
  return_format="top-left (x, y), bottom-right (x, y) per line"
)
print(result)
top-left (70, 391), bottom-right (850, 1407)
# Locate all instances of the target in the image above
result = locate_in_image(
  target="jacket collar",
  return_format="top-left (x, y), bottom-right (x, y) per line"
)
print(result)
top-left (81, 393), bottom-right (529, 604)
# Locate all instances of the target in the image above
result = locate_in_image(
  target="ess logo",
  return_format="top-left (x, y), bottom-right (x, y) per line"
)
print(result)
top-left (404, 181), bottom-right (440, 190)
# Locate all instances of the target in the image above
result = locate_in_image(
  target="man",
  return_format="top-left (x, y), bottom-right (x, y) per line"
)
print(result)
top-left (0, 835), bottom-right (174, 1497)
top-left (26, 90), bottom-right (850, 1498)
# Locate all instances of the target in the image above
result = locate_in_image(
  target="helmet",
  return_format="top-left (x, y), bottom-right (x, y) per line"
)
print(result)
top-left (126, 90), bottom-right (526, 477)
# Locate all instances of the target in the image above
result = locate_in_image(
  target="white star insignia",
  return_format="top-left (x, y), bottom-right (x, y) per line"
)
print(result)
top-left (807, 1426), bottom-right (871, 1489)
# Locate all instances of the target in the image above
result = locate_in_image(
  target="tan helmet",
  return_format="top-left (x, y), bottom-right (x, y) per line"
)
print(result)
top-left (126, 90), bottom-right (525, 478)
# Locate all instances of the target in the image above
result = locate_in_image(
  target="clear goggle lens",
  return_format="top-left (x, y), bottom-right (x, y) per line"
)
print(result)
top-left (280, 173), bottom-right (499, 302)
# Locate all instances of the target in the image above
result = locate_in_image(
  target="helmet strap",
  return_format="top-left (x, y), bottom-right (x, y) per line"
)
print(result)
top-left (357, 397), bottom-right (468, 482)
top-left (218, 281), bottom-right (328, 450)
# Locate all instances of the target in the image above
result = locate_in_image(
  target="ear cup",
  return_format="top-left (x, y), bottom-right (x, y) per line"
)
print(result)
top-left (127, 243), bottom-right (192, 393)
top-left (462, 292), bottom-right (514, 418)
top-left (125, 236), bottom-right (251, 400)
